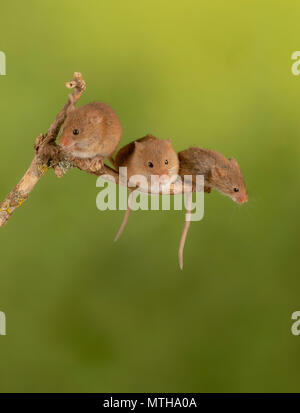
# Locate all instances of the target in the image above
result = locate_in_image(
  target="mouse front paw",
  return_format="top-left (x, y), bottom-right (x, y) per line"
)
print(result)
top-left (87, 156), bottom-right (103, 172)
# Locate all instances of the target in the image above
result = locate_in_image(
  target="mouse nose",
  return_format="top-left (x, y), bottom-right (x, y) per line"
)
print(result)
top-left (60, 136), bottom-right (73, 148)
top-left (237, 193), bottom-right (248, 204)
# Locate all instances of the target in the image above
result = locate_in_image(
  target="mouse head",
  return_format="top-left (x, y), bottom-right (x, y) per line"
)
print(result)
top-left (59, 104), bottom-right (104, 157)
top-left (210, 157), bottom-right (248, 204)
top-left (59, 103), bottom-right (122, 159)
top-left (132, 138), bottom-right (179, 185)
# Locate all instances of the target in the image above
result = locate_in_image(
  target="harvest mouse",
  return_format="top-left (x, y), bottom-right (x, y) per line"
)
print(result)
top-left (177, 147), bottom-right (248, 269)
top-left (113, 134), bottom-right (179, 241)
top-left (59, 102), bottom-right (122, 171)
top-left (179, 147), bottom-right (248, 203)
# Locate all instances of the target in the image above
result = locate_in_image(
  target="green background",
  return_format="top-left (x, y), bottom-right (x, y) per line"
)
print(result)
top-left (0, 0), bottom-right (299, 392)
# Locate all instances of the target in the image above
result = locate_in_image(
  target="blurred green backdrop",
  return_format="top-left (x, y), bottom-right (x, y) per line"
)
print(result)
top-left (0, 0), bottom-right (299, 392)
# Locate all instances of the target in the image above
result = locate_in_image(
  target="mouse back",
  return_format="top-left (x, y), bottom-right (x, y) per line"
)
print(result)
top-left (179, 147), bottom-right (248, 203)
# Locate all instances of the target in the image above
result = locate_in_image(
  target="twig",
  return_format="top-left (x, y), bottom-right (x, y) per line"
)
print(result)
top-left (0, 72), bottom-right (86, 227)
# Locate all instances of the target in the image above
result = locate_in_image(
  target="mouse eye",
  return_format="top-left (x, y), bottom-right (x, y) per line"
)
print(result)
top-left (73, 129), bottom-right (79, 135)
top-left (164, 160), bottom-right (168, 165)
top-left (233, 187), bottom-right (239, 192)
top-left (148, 162), bottom-right (154, 168)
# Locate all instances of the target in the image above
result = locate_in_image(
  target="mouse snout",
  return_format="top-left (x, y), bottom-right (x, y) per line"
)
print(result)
top-left (159, 167), bottom-right (171, 177)
top-left (60, 135), bottom-right (74, 148)
top-left (236, 192), bottom-right (248, 204)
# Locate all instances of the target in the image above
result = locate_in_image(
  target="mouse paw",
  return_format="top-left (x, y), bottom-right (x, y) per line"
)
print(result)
top-left (88, 157), bottom-right (103, 172)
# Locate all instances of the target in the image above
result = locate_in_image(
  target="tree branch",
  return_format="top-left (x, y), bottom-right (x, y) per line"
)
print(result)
top-left (0, 72), bottom-right (86, 227)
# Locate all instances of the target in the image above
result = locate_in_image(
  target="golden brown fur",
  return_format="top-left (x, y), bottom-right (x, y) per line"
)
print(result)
top-left (59, 102), bottom-right (122, 160)
top-left (179, 147), bottom-right (248, 203)
top-left (114, 135), bottom-right (179, 185)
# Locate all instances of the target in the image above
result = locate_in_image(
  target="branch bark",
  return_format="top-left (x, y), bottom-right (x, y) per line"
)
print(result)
top-left (0, 72), bottom-right (193, 228)
top-left (0, 72), bottom-right (86, 227)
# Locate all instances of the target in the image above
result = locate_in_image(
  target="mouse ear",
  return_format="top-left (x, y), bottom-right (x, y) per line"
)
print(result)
top-left (228, 157), bottom-right (239, 166)
top-left (134, 141), bottom-right (143, 151)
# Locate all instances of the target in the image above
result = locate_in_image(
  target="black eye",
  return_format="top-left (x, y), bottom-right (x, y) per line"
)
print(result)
top-left (233, 188), bottom-right (239, 192)
top-left (165, 160), bottom-right (168, 165)
top-left (148, 162), bottom-right (154, 168)
top-left (73, 129), bottom-right (79, 135)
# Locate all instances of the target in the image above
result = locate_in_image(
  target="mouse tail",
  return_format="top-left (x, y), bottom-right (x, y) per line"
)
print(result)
top-left (178, 192), bottom-right (192, 270)
top-left (178, 220), bottom-right (191, 270)
top-left (114, 191), bottom-right (133, 242)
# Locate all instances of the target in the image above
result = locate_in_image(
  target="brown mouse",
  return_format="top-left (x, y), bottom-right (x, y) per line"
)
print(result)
top-left (179, 147), bottom-right (248, 203)
top-left (178, 147), bottom-right (248, 269)
top-left (113, 134), bottom-right (179, 241)
top-left (114, 134), bottom-right (179, 186)
top-left (59, 102), bottom-right (122, 171)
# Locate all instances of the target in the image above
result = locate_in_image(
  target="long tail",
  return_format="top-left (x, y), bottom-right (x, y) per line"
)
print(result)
top-left (114, 191), bottom-right (133, 241)
top-left (178, 192), bottom-right (192, 270)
